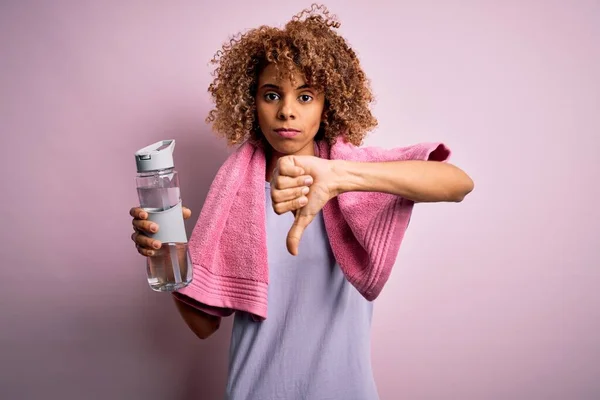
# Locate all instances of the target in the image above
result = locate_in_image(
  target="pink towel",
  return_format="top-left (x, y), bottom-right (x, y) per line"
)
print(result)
top-left (174, 137), bottom-right (450, 320)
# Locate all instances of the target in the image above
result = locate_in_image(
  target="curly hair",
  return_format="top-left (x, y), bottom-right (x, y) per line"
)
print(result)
top-left (206, 4), bottom-right (378, 147)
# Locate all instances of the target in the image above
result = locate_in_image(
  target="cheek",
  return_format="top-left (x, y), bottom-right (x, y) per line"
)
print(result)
top-left (255, 104), bottom-right (268, 126)
top-left (311, 105), bottom-right (325, 126)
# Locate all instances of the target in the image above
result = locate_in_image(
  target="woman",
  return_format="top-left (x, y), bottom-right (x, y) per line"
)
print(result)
top-left (130, 5), bottom-right (473, 399)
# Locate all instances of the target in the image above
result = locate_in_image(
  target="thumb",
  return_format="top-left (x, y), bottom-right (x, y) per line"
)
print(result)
top-left (286, 212), bottom-right (315, 256)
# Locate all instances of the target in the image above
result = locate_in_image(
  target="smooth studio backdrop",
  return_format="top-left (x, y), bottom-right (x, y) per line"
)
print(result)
top-left (1, 1), bottom-right (599, 399)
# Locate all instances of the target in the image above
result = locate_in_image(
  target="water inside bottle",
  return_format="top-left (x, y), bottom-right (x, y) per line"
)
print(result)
top-left (137, 186), bottom-right (180, 211)
top-left (146, 242), bottom-right (192, 291)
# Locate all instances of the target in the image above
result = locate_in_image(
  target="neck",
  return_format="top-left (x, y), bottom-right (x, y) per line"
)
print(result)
top-left (265, 140), bottom-right (316, 181)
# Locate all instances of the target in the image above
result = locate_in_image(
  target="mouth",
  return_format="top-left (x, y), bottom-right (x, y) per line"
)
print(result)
top-left (273, 128), bottom-right (301, 138)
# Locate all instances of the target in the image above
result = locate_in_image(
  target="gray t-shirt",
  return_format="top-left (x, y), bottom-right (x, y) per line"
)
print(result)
top-left (225, 183), bottom-right (379, 400)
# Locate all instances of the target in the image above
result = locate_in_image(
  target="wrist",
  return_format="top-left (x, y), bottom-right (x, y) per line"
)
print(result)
top-left (330, 160), bottom-right (361, 196)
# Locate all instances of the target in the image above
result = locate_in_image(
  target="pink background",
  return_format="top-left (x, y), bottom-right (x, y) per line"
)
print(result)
top-left (1, 1), bottom-right (599, 399)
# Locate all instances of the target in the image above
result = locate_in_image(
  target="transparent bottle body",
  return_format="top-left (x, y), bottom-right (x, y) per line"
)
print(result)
top-left (136, 168), bottom-right (192, 291)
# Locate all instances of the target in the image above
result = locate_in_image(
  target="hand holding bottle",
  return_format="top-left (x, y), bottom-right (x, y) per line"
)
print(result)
top-left (130, 206), bottom-right (192, 257)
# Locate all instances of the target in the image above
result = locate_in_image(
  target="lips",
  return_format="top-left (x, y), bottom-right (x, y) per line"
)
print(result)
top-left (274, 128), bottom-right (301, 138)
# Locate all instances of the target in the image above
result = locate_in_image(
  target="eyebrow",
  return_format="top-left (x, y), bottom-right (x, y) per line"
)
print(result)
top-left (259, 83), bottom-right (311, 90)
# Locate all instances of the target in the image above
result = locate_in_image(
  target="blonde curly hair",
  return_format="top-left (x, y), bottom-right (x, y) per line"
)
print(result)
top-left (206, 4), bottom-right (378, 147)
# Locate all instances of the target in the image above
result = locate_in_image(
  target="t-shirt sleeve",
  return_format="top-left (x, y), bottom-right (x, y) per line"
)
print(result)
top-left (172, 292), bottom-right (234, 318)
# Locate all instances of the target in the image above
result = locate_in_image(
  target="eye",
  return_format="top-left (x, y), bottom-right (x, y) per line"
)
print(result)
top-left (264, 92), bottom-right (280, 102)
top-left (298, 94), bottom-right (313, 103)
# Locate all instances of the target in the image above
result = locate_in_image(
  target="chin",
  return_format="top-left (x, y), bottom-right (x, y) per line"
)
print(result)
top-left (271, 143), bottom-right (302, 156)
top-left (264, 136), bottom-right (307, 155)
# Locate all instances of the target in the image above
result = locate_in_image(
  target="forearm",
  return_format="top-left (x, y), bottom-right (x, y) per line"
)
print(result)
top-left (333, 160), bottom-right (474, 203)
top-left (173, 296), bottom-right (221, 339)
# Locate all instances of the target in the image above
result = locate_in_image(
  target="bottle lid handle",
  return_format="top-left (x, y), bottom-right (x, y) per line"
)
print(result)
top-left (135, 140), bottom-right (175, 172)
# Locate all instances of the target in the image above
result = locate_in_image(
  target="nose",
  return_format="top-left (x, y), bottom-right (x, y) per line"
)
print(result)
top-left (277, 97), bottom-right (296, 120)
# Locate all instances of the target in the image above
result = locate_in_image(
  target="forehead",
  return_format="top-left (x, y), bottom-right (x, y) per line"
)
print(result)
top-left (258, 63), bottom-right (306, 87)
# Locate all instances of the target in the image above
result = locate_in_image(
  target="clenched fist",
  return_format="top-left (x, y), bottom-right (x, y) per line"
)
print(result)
top-left (270, 155), bottom-right (341, 256)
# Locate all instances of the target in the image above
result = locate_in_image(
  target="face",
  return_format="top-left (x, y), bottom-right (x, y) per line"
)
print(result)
top-left (255, 63), bottom-right (325, 156)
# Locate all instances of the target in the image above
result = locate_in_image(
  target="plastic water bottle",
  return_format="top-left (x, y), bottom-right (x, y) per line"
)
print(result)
top-left (134, 139), bottom-right (193, 292)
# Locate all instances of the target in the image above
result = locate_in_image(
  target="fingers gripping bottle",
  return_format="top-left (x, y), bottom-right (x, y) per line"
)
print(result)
top-left (134, 140), bottom-right (193, 291)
